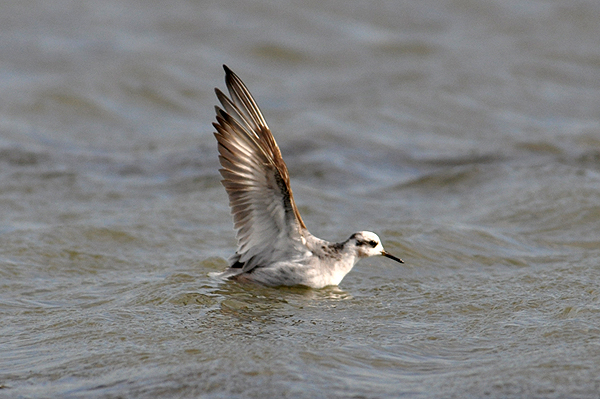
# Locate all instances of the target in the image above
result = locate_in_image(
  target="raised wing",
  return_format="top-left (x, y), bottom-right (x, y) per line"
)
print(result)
top-left (213, 65), bottom-right (307, 272)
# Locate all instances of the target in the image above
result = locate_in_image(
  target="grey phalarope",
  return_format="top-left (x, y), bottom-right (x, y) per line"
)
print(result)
top-left (211, 65), bottom-right (403, 288)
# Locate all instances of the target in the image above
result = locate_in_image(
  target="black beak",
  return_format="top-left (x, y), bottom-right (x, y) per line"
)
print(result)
top-left (382, 251), bottom-right (404, 263)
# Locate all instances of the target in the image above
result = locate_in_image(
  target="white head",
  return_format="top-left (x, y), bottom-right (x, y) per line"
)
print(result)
top-left (348, 231), bottom-right (404, 263)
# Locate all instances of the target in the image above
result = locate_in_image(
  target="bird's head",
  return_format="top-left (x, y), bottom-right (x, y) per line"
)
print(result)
top-left (348, 231), bottom-right (404, 263)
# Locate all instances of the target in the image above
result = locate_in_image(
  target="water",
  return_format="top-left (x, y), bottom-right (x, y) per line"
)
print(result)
top-left (2, 0), bottom-right (600, 397)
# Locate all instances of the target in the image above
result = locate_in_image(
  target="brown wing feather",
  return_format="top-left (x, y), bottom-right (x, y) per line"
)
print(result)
top-left (213, 65), bottom-right (307, 271)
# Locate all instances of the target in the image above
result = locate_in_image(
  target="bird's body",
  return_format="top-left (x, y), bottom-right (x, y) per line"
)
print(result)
top-left (211, 66), bottom-right (403, 288)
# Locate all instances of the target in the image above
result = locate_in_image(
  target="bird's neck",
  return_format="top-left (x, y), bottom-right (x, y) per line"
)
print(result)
top-left (304, 234), bottom-right (356, 262)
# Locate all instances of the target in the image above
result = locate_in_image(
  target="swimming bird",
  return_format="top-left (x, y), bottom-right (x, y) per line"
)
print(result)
top-left (212, 65), bottom-right (403, 288)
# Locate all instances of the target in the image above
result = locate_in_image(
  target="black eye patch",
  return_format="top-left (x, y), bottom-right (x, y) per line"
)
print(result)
top-left (368, 240), bottom-right (377, 248)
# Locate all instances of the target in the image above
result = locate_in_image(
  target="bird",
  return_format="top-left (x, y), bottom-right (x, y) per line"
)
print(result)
top-left (211, 65), bottom-right (404, 288)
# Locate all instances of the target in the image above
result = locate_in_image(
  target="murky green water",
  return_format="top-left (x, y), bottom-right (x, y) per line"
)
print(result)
top-left (2, 0), bottom-right (600, 397)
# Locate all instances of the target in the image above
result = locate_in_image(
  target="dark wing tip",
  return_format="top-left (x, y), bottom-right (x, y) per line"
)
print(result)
top-left (223, 64), bottom-right (233, 76)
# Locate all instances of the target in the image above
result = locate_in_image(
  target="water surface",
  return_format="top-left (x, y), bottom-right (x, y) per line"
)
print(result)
top-left (2, 0), bottom-right (600, 397)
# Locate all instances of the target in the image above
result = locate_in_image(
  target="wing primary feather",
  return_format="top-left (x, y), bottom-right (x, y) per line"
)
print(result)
top-left (213, 65), bottom-right (309, 271)
top-left (223, 66), bottom-right (269, 130)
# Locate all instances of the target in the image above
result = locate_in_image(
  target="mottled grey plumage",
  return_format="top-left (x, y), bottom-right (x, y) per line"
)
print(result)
top-left (211, 65), bottom-right (403, 288)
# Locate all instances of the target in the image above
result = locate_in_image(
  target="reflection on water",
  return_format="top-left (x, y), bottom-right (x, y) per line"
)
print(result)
top-left (1, 0), bottom-right (600, 397)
